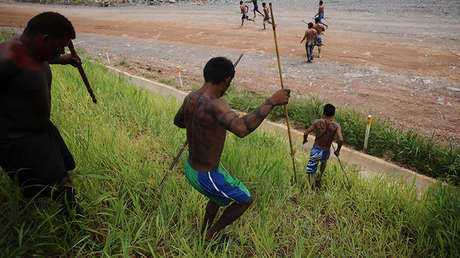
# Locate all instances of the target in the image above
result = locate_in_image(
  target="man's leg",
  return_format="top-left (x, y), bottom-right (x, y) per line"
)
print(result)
top-left (205, 196), bottom-right (254, 241)
top-left (316, 160), bottom-right (327, 188)
top-left (201, 200), bottom-right (220, 235)
top-left (317, 46), bottom-right (321, 58)
top-left (305, 43), bottom-right (310, 62)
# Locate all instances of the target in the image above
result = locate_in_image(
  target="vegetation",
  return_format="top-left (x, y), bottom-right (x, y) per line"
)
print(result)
top-left (0, 53), bottom-right (458, 256)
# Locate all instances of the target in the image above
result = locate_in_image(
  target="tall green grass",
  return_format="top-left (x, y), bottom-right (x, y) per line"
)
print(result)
top-left (223, 86), bottom-right (460, 186)
top-left (0, 58), bottom-right (458, 256)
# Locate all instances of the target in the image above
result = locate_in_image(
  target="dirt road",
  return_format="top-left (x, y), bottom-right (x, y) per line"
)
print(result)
top-left (1, 2), bottom-right (459, 143)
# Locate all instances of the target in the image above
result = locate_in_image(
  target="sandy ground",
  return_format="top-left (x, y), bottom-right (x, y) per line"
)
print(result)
top-left (1, 2), bottom-right (459, 144)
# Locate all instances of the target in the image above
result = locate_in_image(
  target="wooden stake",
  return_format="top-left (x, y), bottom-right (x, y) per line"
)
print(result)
top-left (269, 3), bottom-right (297, 184)
top-left (68, 41), bottom-right (97, 104)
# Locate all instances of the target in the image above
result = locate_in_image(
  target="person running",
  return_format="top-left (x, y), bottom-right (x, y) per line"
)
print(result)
top-left (262, 2), bottom-right (272, 30)
top-left (313, 17), bottom-right (325, 58)
top-left (174, 57), bottom-right (290, 244)
top-left (315, 0), bottom-right (325, 23)
top-left (240, 1), bottom-right (254, 26)
top-left (300, 22), bottom-right (317, 63)
top-left (247, 0), bottom-right (264, 19)
top-left (0, 12), bottom-right (80, 211)
top-left (303, 104), bottom-right (344, 192)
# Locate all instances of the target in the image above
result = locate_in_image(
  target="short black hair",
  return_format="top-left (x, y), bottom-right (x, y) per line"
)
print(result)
top-left (315, 17), bottom-right (320, 23)
top-left (24, 12), bottom-right (75, 39)
top-left (240, 1), bottom-right (243, 4)
top-left (320, 1), bottom-right (323, 5)
top-left (324, 104), bottom-right (335, 117)
top-left (308, 22), bottom-right (314, 28)
top-left (262, 2), bottom-right (266, 6)
top-left (203, 57), bottom-right (235, 84)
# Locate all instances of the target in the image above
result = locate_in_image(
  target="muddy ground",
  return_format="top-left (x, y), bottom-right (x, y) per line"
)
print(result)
top-left (1, 2), bottom-right (459, 144)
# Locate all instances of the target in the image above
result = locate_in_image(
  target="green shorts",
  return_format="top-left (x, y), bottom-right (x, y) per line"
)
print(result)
top-left (184, 159), bottom-right (250, 206)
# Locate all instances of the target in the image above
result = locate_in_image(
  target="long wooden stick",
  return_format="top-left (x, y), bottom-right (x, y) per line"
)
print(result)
top-left (158, 53), bottom-right (244, 192)
top-left (269, 3), bottom-right (297, 184)
top-left (332, 144), bottom-right (351, 189)
top-left (68, 40), bottom-right (97, 104)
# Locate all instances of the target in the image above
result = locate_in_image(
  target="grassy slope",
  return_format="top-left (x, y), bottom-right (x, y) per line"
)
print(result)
top-left (0, 58), bottom-right (458, 257)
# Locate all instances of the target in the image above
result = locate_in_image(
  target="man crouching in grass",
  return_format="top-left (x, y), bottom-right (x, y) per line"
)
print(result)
top-left (0, 12), bottom-right (81, 213)
top-left (174, 57), bottom-right (290, 246)
top-left (303, 104), bottom-right (344, 192)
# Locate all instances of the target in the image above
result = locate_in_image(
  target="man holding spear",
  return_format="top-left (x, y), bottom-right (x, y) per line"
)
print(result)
top-left (174, 57), bottom-right (290, 244)
top-left (0, 12), bottom-right (82, 210)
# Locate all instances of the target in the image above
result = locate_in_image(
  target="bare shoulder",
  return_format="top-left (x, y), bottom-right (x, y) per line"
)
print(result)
top-left (210, 98), bottom-right (231, 114)
top-left (0, 38), bottom-right (26, 65)
top-left (331, 121), bottom-right (340, 130)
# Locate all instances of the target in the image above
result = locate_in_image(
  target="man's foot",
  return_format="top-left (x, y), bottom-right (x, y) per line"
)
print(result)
top-left (205, 233), bottom-right (232, 250)
top-left (315, 178), bottom-right (322, 189)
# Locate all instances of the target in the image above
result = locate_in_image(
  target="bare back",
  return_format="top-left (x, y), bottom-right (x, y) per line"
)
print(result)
top-left (313, 23), bottom-right (325, 35)
top-left (178, 90), bottom-right (227, 171)
top-left (0, 37), bottom-right (52, 139)
top-left (305, 28), bottom-right (317, 43)
top-left (313, 119), bottom-right (339, 150)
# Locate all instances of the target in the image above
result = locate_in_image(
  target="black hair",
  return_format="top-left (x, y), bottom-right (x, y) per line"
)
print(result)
top-left (203, 57), bottom-right (235, 84)
top-left (324, 104), bottom-right (335, 117)
top-left (308, 22), bottom-right (314, 28)
top-left (262, 2), bottom-right (266, 6)
top-left (319, 0), bottom-right (323, 5)
top-left (240, 1), bottom-right (243, 4)
top-left (23, 12), bottom-right (75, 39)
top-left (315, 17), bottom-right (320, 23)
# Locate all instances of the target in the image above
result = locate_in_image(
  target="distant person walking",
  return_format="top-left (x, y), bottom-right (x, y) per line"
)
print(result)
top-left (313, 17), bottom-right (325, 58)
top-left (247, 0), bottom-right (264, 19)
top-left (315, 0), bottom-right (325, 23)
top-left (0, 12), bottom-right (81, 211)
top-left (240, 1), bottom-right (254, 26)
top-left (174, 57), bottom-right (290, 244)
top-left (262, 2), bottom-right (272, 30)
top-left (300, 22), bottom-right (317, 63)
top-left (303, 104), bottom-right (344, 192)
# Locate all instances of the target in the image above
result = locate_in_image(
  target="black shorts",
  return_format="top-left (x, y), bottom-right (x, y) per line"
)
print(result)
top-left (0, 121), bottom-right (75, 189)
top-left (254, 5), bottom-right (259, 11)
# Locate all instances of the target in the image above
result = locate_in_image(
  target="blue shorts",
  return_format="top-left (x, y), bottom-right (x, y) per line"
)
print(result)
top-left (184, 159), bottom-right (251, 206)
top-left (318, 13), bottom-right (324, 23)
top-left (316, 36), bottom-right (322, 46)
top-left (305, 146), bottom-right (330, 174)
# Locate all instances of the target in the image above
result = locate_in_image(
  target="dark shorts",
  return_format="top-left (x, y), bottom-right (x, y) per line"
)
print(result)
top-left (316, 36), bottom-right (322, 46)
top-left (242, 13), bottom-right (249, 19)
top-left (0, 121), bottom-right (75, 190)
top-left (254, 5), bottom-right (259, 10)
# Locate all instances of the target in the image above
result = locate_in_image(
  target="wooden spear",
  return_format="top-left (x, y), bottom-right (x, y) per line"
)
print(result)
top-left (68, 40), bottom-right (97, 104)
top-left (158, 53), bottom-right (244, 192)
top-left (269, 2), bottom-right (297, 184)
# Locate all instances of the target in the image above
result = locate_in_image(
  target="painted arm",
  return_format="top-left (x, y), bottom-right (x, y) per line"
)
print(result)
top-left (49, 54), bottom-right (81, 67)
top-left (173, 102), bottom-right (186, 128)
top-left (303, 121), bottom-right (317, 144)
top-left (300, 32), bottom-right (307, 44)
top-left (215, 89), bottom-right (290, 138)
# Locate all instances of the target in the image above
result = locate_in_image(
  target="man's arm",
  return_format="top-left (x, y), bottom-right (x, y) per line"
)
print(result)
top-left (300, 32), bottom-right (307, 44)
top-left (334, 124), bottom-right (344, 156)
top-left (215, 89), bottom-right (290, 138)
top-left (303, 120), bottom-right (317, 144)
top-left (49, 54), bottom-right (81, 67)
top-left (173, 102), bottom-right (186, 128)
top-left (0, 56), bottom-right (17, 88)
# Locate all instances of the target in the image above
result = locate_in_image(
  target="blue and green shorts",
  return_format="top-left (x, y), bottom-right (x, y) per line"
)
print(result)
top-left (305, 146), bottom-right (330, 174)
top-left (184, 159), bottom-right (250, 206)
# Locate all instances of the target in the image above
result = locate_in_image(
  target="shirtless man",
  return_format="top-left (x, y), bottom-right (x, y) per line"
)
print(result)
top-left (303, 104), bottom-right (344, 192)
top-left (247, 0), bottom-right (264, 19)
top-left (315, 0), bottom-right (325, 23)
top-left (174, 57), bottom-right (290, 243)
top-left (240, 1), bottom-right (254, 26)
top-left (300, 22), bottom-right (317, 63)
top-left (262, 2), bottom-right (272, 30)
top-left (313, 17), bottom-right (325, 58)
top-left (0, 12), bottom-right (80, 210)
